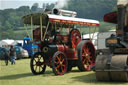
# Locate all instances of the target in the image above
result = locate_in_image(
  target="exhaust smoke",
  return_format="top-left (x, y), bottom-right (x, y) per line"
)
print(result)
top-left (117, 0), bottom-right (128, 6)
top-left (55, 0), bottom-right (69, 9)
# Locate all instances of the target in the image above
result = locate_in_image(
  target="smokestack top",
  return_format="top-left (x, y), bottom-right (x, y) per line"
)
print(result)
top-left (52, 8), bottom-right (77, 17)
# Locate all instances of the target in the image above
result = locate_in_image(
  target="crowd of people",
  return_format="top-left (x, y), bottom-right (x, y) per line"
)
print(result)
top-left (4, 45), bottom-right (16, 66)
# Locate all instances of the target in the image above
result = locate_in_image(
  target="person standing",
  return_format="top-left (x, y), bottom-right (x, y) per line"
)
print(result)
top-left (9, 46), bottom-right (16, 65)
top-left (4, 48), bottom-right (9, 66)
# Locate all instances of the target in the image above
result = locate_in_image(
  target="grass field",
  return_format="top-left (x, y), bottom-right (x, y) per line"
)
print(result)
top-left (0, 59), bottom-right (128, 85)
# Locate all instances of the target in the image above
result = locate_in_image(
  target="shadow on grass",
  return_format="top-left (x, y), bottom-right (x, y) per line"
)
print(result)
top-left (71, 72), bottom-right (128, 84)
top-left (0, 70), bottom-right (55, 80)
top-left (0, 73), bottom-right (33, 80)
top-left (42, 70), bottom-right (54, 76)
top-left (70, 69), bottom-right (81, 72)
top-left (66, 69), bottom-right (81, 74)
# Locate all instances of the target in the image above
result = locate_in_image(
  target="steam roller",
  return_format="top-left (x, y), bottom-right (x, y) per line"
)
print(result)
top-left (95, 0), bottom-right (128, 81)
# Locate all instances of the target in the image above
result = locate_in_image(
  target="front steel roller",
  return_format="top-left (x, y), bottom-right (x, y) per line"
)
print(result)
top-left (30, 52), bottom-right (46, 75)
top-left (77, 40), bottom-right (96, 71)
top-left (52, 51), bottom-right (68, 75)
top-left (95, 54), bottom-right (128, 81)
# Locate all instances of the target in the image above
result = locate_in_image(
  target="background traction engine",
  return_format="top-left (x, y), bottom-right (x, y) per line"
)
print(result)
top-left (95, 1), bottom-right (128, 81)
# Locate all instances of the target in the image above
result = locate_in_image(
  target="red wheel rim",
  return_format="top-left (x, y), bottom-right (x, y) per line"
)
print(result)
top-left (71, 29), bottom-right (81, 48)
top-left (82, 42), bottom-right (95, 71)
top-left (54, 53), bottom-right (67, 75)
top-left (33, 54), bottom-right (45, 73)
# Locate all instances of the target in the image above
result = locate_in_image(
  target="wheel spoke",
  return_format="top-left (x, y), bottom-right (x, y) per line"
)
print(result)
top-left (38, 55), bottom-right (42, 60)
top-left (88, 57), bottom-right (93, 64)
top-left (86, 45), bottom-right (91, 54)
top-left (61, 59), bottom-right (64, 63)
top-left (58, 55), bottom-right (62, 59)
top-left (56, 68), bottom-right (60, 73)
top-left (41, 64), bottom-right (45, 69)
top-left (87, 57), bottom-right (91, 62)
top-left (82, 53), bottom-right (90, 66)
top-left (34, 59), bottom-right (37, 63)
top-left (39, 66), bottom-right (41, 72)
top-left (35, 66), bottom-right (37, 71)
top-left (56, 56), bottom-right (61, 62)
top-left (56, 65), bottom-right (60, 69)
top-left (61, 66), bottom-right (64, 73)
top-left (86, 60), bottom-right (89, 65)
top-left (82, 46), bottom-right (92, 65)
top-left (87, 47), bottom-right (91, 55)
top-left (62, 65), bottom-right (65, 67)
top-left (33, 64), bottom-right (36, 66)
top-left (82, 58), bottom-right (86, 64)
top-left (86, 49), bottom-right (90, 55)
top-left (82, 54), bottom-right (85, 57)
top-left (55, 61), bottom-right (60, 64)
top-left (55, 65), bottom-right (60, 72)
top-left (83, 49), bottom-right (88, 55)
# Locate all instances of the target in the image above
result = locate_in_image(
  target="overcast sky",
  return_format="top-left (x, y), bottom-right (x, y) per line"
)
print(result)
top-left (0, 0), bottom-right (57, 10)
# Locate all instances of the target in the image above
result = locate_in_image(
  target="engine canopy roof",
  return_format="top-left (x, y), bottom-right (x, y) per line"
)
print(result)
top-left (22, 13), bottom-right (99, 26)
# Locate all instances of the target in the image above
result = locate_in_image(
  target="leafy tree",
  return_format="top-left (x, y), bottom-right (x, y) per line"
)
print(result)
top-left (0, 0), bottom-right (118, 40)
top-left (99, 22), bottom-right (116, 32)
top-left (67, 0), bottom-right (117, 20)
top-left (31, 3), bottom-right (39, 11)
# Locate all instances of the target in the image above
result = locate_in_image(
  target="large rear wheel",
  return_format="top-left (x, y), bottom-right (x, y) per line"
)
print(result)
top-left (30, 52), bottom-right (46, 75)
top-left (52, 51), bottom-right (67, 75)
top-left (77, 40), bottom-right (96, 71)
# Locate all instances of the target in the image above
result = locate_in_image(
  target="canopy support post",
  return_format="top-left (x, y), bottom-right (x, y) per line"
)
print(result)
top-left (88, 26), bottom-right (91, 40)
top-left (60, 23), bottom-right (63, 32)
top-left (30, 15), bottom-right (33, 42)
top-left (43, 22), bottom-right (50, 42)
top-left (55, 22), bottom-right (57, 31)
top-left (40, 15), bottom-right (43, 41)
top-left (67, 24), bottom-right (70, 33)
top-left (80, 25), bottom-right (83, 39)
top-left (24, 24), bottom-right (31, 38)
top-left (92, 26), bottom-right (97, 40)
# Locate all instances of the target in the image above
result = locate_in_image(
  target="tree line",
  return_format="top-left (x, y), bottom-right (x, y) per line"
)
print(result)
top-left (0, 0), bottom-right (117, 40)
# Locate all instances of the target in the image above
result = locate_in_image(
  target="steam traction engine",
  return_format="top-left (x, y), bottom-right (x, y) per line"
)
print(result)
top-left (22, 9), bottom-right (99, 75)
top-left (95, 0), bottom-right (128, 81)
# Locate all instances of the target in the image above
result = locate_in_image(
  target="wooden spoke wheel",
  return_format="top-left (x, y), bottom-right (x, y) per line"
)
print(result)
top-left (69, 29), bottom-right (81, 48)
top-left (30, 52), bottom-right (46, 75)
top-left (77, 40), bottom-right (96, 71)
top-left (52, 51), bottom-right (67, 75)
